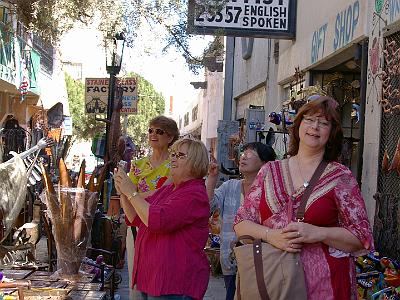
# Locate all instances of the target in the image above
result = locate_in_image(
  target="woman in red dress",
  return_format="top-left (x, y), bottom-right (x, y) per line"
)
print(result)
top-left (234, 95), bottom-right (373, 300)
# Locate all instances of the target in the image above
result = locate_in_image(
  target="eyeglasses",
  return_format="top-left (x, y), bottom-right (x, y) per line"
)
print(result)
top-left (302, 116), bottom-right (331, 129)
top-left (148, 128), bottom-right (165, 135)
top-left (170, 151), bottom-right (188, 160)
top-left (240, 150), bottom-right (258, 159)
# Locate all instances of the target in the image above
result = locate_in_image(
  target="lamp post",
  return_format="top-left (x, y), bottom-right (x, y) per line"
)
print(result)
top-left (104, 33), bottom-right (125, 162)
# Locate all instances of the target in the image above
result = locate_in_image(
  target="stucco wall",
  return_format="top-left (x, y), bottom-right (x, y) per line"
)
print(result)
top-left (232, 37), bottom-right (281, 124)
top-left (233, 38), bottom-right (271, 98)
top-left (201, 71), bottom-right (224, 144)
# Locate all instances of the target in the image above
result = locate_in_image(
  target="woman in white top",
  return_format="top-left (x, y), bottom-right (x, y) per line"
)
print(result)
top-left (206, 142), bottom-right (276, 300)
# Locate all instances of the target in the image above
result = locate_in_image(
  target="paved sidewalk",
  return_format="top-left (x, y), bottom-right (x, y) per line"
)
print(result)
top-left (116, 254), bottom-right (226, 300)
top-left (37, 237), bottom-right (226, 299)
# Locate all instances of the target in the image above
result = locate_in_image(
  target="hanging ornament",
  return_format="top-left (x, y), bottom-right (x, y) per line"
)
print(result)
top-left (388, 137), bottom-right (400, 176)
top-left (382, 149), bottom-right (390, 174)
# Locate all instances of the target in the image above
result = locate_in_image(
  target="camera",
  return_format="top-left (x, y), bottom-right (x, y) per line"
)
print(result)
top-left (118, 160), bottom-right (127, 171)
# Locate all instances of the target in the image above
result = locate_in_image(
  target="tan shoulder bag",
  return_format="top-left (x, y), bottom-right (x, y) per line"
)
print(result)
top-left (234, 161), bottom-right (328, 300)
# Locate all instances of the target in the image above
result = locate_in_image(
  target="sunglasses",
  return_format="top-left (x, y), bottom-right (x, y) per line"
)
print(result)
top-left (170, 151), bottom-right (188, 160)
top-left (148, 128), bottom-right (165, 135)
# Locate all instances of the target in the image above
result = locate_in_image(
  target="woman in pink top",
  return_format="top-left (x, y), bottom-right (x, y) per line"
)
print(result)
top-left (114, 138), bottom-right (210, 300)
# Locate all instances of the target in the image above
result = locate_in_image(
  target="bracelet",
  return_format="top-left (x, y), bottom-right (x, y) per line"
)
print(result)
top-left (264, 228), bottom-right (270, 243)
top-left (127, 191), bottom-right (138, 201)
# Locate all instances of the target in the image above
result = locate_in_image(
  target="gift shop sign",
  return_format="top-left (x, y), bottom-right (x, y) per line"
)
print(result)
top-left (85, 78), bottom-right (138, 114)
top-left (310, 0), bottom-right (364, 64)
top-left (187, 0), bottom-right (297, 39)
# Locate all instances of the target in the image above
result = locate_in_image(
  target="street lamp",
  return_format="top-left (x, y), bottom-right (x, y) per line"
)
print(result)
top-left (104, 33), bottom-right (125, 162)
top-left (105, 32), bottom-right (125, 75)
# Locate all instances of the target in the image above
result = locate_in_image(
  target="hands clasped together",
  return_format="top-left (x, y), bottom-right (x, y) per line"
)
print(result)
top-left (267, 222), bottom-right (325, 253)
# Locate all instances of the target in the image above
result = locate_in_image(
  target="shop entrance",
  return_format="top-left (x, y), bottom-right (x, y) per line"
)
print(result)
top-left (310, 44), bottom-right (364, 179)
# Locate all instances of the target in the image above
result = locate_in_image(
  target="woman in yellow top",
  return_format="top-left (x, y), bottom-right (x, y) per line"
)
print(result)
top-left (121, 115), bottom-right (179, 300)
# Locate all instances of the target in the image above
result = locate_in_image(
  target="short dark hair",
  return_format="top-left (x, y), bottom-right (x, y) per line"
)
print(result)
top-left (149, 115), bottom-right (180, 147)
top-left (288, 95), bottom-right (343, 162)
top-left (243, 142), bottom-right (276, 162)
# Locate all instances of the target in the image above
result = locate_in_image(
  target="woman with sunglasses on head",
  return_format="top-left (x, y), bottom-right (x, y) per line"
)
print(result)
top-left (114, 138), bottom-right (210, 300)
top-left (233, 96), bottom-right (373, 300)
top-left (122, 115), bottom-right (179, 300)
top-left (206, 142), bottom-right (276, 300)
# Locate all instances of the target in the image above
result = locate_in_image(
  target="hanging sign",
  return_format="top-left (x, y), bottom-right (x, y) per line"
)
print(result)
top-left (61, 116), bottom-right (73, 136)
top-left (85, 77), bottom-right (138, 115)
top-left (187, 0), bottom-right (297, 38)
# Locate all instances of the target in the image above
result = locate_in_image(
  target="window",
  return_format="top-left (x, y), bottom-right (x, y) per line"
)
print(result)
top-left (192, 105), bottom-right (198, 122)
top-left (184, 112), bottom-right (189, 126)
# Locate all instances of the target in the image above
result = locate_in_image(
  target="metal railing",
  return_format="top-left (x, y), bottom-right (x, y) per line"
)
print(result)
top-left (32, 33), bottom-right (53, 75)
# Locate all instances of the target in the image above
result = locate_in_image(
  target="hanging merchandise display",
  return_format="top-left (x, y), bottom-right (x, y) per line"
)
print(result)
top-left (2, 117), bottom-right (27, 162)
top-left (47, 103), bottom-right (64, 129)
top-left (91, 133), bottom-right (106, 159)
top-left (381, 40), bottom-right (400, 114)
top-left (382, 150), bottom-right (390, 174)
top-left (375, 33), bottom-right (400, 263)
top-left (388, 137), bottom-right (400, 175)
top-left (0, 137), bottom-right (53, 244)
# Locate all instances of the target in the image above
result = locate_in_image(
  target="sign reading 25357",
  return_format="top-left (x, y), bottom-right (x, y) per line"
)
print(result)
top-left (187, 0), bottom-right (297, 39)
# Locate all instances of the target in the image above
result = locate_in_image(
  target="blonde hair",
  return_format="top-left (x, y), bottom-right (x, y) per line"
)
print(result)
top-left (171, 138), bottom-right (209, 178)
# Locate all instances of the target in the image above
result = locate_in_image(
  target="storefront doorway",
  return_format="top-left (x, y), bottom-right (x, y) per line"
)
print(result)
top-left (310, 42), bottom-right (366, 182)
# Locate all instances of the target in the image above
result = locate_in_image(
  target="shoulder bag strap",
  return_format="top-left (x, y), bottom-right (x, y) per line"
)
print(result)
top-left (253, 238), bottom-right (270, 300)
top-left (235, 236), bottom-right (270, 300)
top-left (296, 160), bottom-right (328, 221)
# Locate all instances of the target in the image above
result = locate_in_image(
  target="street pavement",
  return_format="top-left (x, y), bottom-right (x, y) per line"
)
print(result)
top-left (36, 237), bottom-right (226, 300)
top-left (116, 252), bottom-right (226, 300)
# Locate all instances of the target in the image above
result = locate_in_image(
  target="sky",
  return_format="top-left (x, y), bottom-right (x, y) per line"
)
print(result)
top-left (124, 46), bottom-right (204, 116)
top-left (59, 20), bottom-right (211, 118)
top-left (122, 23), bottom-right (211, 117)
top-left (59, 16), bottom-right (211, 160)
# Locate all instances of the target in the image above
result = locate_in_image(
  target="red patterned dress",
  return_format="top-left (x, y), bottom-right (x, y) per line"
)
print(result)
top-left (234, 159), bottom-right (374, 300)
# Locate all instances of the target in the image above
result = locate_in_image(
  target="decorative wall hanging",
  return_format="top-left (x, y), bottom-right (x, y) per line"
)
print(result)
top-left (381, 40), bottom-right (400, 114)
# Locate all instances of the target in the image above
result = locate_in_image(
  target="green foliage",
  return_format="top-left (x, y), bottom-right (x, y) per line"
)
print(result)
top-left (6, 0), bottom-right (224, 72)
top-left (65, 73), bottom-right (105, 140)
top-left (11, 0), bottom-right (123, 45)
top-left (125, 72), bottom-right (165, 147)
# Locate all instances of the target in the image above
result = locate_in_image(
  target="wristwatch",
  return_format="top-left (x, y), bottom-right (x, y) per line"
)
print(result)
top-left (127, 191), bottom-right (138, 201)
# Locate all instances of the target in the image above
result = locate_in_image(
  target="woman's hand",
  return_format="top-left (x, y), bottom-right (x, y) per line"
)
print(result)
top-left (208, 154), bottom-right (219, 177)
top-left (114, 167), bottom-right (137, 197)
top-left (281, 222), bottom-right (325, 245)
top-left (266, 228), bottom-right (302, 253)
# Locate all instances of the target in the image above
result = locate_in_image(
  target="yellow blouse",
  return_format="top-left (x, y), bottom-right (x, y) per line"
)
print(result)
top-left (128, 156), bottom-right (171, 193)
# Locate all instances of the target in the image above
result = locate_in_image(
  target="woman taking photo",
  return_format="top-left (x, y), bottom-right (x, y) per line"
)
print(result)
top-left (124, 115), bottom-right (179, 299)
top-left (114, 138), bottom-right (210, 300)
top-left (234, 95), bottom-right (373, 300)
top-left (206, 142), bottom-right (276, 300)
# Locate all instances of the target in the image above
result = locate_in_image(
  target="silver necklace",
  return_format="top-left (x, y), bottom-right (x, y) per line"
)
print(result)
top-left (295, 157), bottom-right (309, 188)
